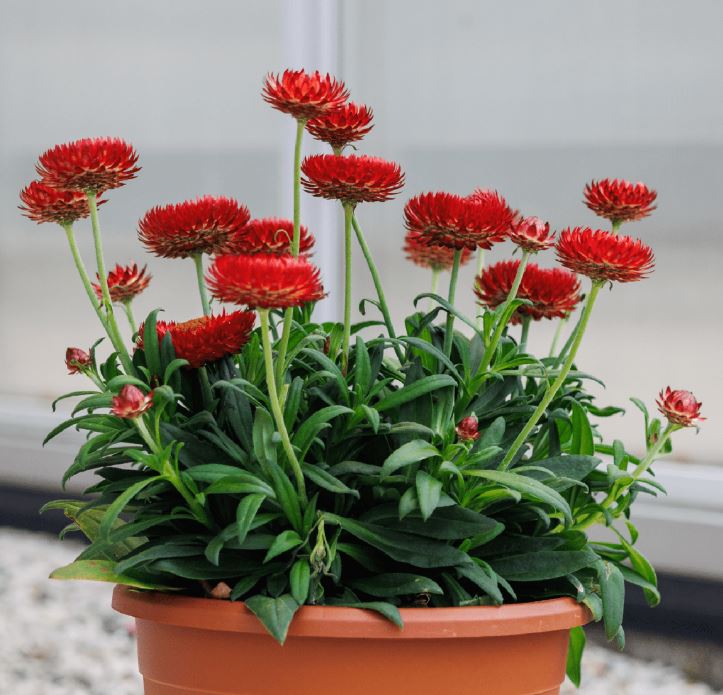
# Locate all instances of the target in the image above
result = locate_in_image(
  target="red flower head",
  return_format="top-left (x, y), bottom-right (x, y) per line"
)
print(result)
top-left (138, 196), bottom-right (251, 259)
top-left (19, 181), bottom-right (104, 226)
top-left (508, 216), bottom-right (555, 252)
top-left (556, 227), bottom-right (654, 283)
top-left (65, 347), bottom-right (92, 375)
top-left (306, 102), bottom-right (374, 150)
top-left (262, 69), bottom-right (349, 120)
top-left (656, 387), bottom-right (705, 428)
top-left (224, 218), bottom-right (315, 256)
top-left (207, 253), bottom-right (326, 309)
top-left (301, 154), bottom-right (404, 205)
top-left (36, 137), bottom-right (139, 193)
top-left (584, 178), bottom-right (657, 224)
top-left (456, 414), bottom-right (480, 442)
top-left (475, 260), bottom-right (581, 323)
top-left (111, 385), bottom-right (153, 419)
top-left (140, 311), bottom-right (256, 368)
top-left (93, 263), bottom-right (151, 303)
top-left (404, 191), bottom-right (515, 250)
top-left (403, 230), bottom-right (473, 271)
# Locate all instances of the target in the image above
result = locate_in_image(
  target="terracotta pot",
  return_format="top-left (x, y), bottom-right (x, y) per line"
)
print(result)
top-left (113, 585), bottom-right (590, 695)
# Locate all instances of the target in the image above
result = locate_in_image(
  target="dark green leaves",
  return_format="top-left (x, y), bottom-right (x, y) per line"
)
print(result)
top-left (349, 573), bottom-right (443, 598)
top-left (375, 374), bottom-right (456, 413)
top-left (245, 594), bottom-right (300, 644)
top-left (596, 560), bottom-right (625, 643)
top-left (566, 626), bottom-right (586, 687)
top-left (381, 440), bottom-right (439, 477)
top-left (490, 549), bottom-right (598, 582)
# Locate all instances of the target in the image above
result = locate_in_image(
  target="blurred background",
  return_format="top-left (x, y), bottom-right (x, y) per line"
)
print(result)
top-left (0, 1), bottom-right (721, 692)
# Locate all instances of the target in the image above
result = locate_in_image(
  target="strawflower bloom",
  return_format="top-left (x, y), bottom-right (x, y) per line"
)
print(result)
top-left (301, 154), bottom-right (404, 205)
top-left (65, 347), bottom-right (92, 375)
top-left (403, 230), bottom-right (472, 271)
top-left (19, 181), bottom-right (102, 225)
top-left (657, 387), bottom-right (705, 428)
top-left (404, 191), bottom-right (515, 250)
top-left (456, 414), bottom-right (480, 442)
top-left (584, 178), bottom-right (657, 224)
top-left (306, 102), bottom-right (374, 150)
top-left (475, 260), bottom-right (581, 323)
top-left (556, 227), bottom-right (654, 283)
top-left (138, 196), bottom-right (251, 259)
top-left (111, 385), bottom-right (153, 419)
top-left (262, 69), bottom-right (349, 120)
top-left (139, 311), bottom-right (256, 368)
top-left (93, 263), bottom-right (151, 303)
top-left (36, 137), bottom-right (140, 193)
top-left (508, 216), bottom-right (555, 252)
top-left (224, 218), bottom-right (315, 256)
top-left (207, 253), bottom-right (326, 309)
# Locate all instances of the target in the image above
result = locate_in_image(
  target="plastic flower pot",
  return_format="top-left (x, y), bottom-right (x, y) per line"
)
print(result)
top-left (113, 585), bottom-right (590, 695)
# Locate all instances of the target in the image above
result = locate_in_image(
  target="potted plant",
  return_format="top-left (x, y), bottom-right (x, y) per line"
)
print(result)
top-left (23, 69), bottom-right (704, 695)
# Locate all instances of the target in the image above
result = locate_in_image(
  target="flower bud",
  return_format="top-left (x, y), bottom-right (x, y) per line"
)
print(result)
top-left (656, 387), bottom-right (704, 428)
top-left (456, 414), bottom-right (480, 442)
top-left (65, 347), bottom-right (92, 375)
top-left (111, 385), bottom-right (153, 419)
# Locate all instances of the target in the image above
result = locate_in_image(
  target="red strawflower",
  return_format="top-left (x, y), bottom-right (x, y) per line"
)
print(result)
top-left (584, 178), bottom-right (657, 223)
top-left (207, 253), bottom-right (326, 309)
top-left (475, 260), bottom-right (581, 323)
top-left (111, 385), bottom-right (153, 419)
top-left (224, 218), bottom-right (315, 256)
top-left (19, 181), bottom-right (104, 225)
top-left (508, 216), bottom-right (555, 252)
top-left (140, 311), bottom-right (255, 368)
top-left (404, 191), bottom-right (515, 250)
top-left (656, 387), bottom-right (705, 428)
top-left (306, 102), bottom-right (374, 150)
top-left (403, 230), bottom-right (473, 271)
top-left (36, 137), bottom-right (140, 193)
top-left (556, 227), bottom-right (655, 283)
top-left (138, 196), bottom-right (251, 259)
top-left (301, 154), bottom-right (404, 205)
top-left (262, 69), bottom-right (349, 120)
top-left (456, 415), bottom-right (480, 441)
top-left (65, 347), bottom-right (92, 375)
top-left (93, 263), bottom-right (151, 303)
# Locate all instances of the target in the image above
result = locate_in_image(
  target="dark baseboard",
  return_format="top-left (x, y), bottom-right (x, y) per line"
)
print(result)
top-left (0, 482), bottom-right (80, 535)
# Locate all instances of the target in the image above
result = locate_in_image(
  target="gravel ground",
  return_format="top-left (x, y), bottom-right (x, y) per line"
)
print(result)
top-left (1, 527), bottom-right (719, 695)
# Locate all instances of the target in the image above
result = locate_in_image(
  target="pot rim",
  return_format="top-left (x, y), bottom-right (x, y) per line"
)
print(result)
top-left (112, 585), bottom-right (590, 639)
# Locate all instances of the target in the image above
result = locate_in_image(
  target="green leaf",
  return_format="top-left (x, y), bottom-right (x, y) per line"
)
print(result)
top-left (349, 572), bottom-right (444, 598)
top-left (376, 374), bottom-right (456, 413)
top-left (381, 440), bottom-right (439, 477)
top-left (566, 626), bottom-right (586, 687)
top-left (478, 416), bottom-right (505, 448)
top-left (490, 549), bottom-right (598, 581)
top-left (290, 558), bottom-right (311, 604)
top-left (301, 463), bottom-right (360, 498)
top-left (596, 560), bottom-right (625, 641)
top-left (253, 408), bottom-right (277, 466)
top-left (415, 471), bottom-right (442, 521)
top-left (400, 337), bottom-right (463, 382)
top-left (245, 594), bottom-right (300, 645)
top-left (456, 562), bottom-right (503, 604)
top-left (570, 402), bottom-right (594, 455)
top-left (292, 405), bottom-right (353, 457)
top-left (142, 308), bottom-right (163, 377)
top-left (203, 474), bottom-right (275, 498)
top-left (99, 476), bottom-right (161, 538)
top-left (236, 493), bottom-right (267, 546)
top-left (336, 601), bottom-right (403, 628)
top-left (50, 559), bottom-right (173, 590)
top-left (264, 530), bottom-right (303, 563)
top-left (353, 335), bottom-right (372, 399)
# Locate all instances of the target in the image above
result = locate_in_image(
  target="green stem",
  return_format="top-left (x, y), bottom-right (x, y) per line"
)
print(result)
top-left (548, 315), bottom-right (568, 357)
top-left (519, 316), bottom-right (531, 352)
top-left (442, 249), bottom-right (462, 358)
top-left (475, 248), bottom-right (485, 329)
top-left (341, 204), bottom-right (354, 372)
top-left (85, 193), bottom-right (135, 374)
top-left (611, 219), bottom-right (622, 235)
top-left (122, 301), bottom-right (137, 334)
top-left (62, 223), bottom-right (105, 324)
top-left (351, 214), bottom-right (404, 363)
top-left (500, 281), bottom-right (602, 469)
top-left (260, 310), bottom-right (307, 504)
top-left (193, 254), bottom-right (211, 316)
top-left (430, 267), bottom-right (440, 313)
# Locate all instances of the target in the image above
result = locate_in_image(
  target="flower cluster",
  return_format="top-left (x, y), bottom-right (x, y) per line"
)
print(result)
top-left (225, 218), bottom-right (315, 256)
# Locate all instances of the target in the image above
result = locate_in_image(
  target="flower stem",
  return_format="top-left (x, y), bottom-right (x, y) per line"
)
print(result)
top-left (430, 267), bottom-right (440, 313)
top-left (475, 248), bottom-right (485, 329)
top-left (442, 249), bottom-right (462, 358)
top-left (260, 310), bottom-right (307, 504)
top-left (499, 281), bottom-right (602, 469)
top-left (519, 316), bottom-right (531, 352)
top-left (85, 193), bottom-right (135, 374)
top-left (341, 204), bottom-right (354, 372)
top-left (612, 220), bottom-right (622, 235)
top-left (121, 301), bottom-right (137, 334)
top-left (548, 315), bottom-right (568, 357)
top-left (61, 223), bottom-right (105, 323)
top-left (192, 254), bottom-right (211, 316)
top-left (351, 213), bottom-right (404, 363)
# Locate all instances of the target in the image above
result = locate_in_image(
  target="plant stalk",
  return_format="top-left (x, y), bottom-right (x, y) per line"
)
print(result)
top-left (475, 248), bottom-right (485, 329)
top-left (341, 204), bottom-right (354, 372)
top-left (122, 301), bottom-right (137, 334)
top-left (519, 316), bottom-right (531, 352)
top-left (192, 254), bottom-right (211, 316)
top-left (548, 315), bottom-right (568, 357)
top-left (442, 249), bottom-right (463, 358)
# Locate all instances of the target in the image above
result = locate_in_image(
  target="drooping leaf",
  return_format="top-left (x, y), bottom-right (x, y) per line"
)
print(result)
top-left (245, 594), bottom-right (300, 644)
top-left (349, 573), bottom-right (444, 598)
top-left (50, 559), bottom-right (173, 590)
top-left (566, 626), bottom-right (586, 687)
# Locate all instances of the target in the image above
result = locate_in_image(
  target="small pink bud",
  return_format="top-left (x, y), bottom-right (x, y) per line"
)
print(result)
top-left (65, 347), bottom-right (92, 375)
top-left (111, 385), bottom-right (153, 419)
top-left (656, 387), bottom-right (704, 428)
top-left (456, 414), bottom-right (480, 442)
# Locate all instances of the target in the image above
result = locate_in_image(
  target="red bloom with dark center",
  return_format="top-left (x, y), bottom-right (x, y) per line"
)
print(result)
top-left (456, 414), bottom-right (480, 441)
top-left (403, 230), bottom-right (473, 271)
top-left (65, 347), bottom-right (92, 375)
top-left (93, 263), bottom-right (151, 303)
top-left (475, 260), bottom-right (581, 323)
top-left (306, 102), bottom-right (374, 150)
top-left (138, 196), bottom-right (251, 259)
top-left (404, 191), bottom-right (515, 250)
top-left (657, 387), bottom-right (705, 428)
top-left (584, 178), bottom-right (657, 223)
top-left (262, 69), bottom-right (349, 120)
top-left (111, 385), bottom-right (153, 419)
top-left (207, 253), bottom-right (326, 309)
top-left (139, 311), bottom-right (256, 368)
top-left (301, 154), bottom-right (404, 205)
top-left (508, 216), bottom-right (555, 252)
top-left (224, 218), bottom-right (315, 256)
top-left (36, 137), bottom-right (140, 193)
top-left (556, 227), bottom-right (654, 283)
top-left (19, 181), bottom-right (104, 225)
